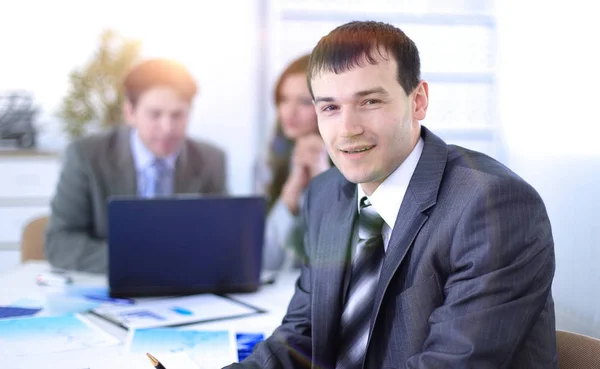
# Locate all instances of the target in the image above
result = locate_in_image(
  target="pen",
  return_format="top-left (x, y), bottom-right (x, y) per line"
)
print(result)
top-left (146, 352), bottom-right (167, 369)
top-left (36, 273), bottom-right (73, 286)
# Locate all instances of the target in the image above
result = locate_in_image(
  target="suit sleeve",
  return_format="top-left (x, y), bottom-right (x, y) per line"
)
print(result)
top-left (44, 141), bottom-right (107, 273)
top-left (406, 176), bottom-right (556, 368)
top-left (223, 188), bottom-right (314, 369)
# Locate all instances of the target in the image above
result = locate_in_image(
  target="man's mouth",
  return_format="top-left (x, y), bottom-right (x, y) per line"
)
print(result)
top-left (340, 145), bottom-right (375, 154)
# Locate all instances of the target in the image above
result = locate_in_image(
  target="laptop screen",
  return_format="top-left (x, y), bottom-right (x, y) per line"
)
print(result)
top-left (107, 195), bottom-right (266, 297)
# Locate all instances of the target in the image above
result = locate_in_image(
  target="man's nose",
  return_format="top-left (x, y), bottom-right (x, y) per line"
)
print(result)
top-left (158, 116), bottom-right (177, 134)
top-left (339, 108), bottom-right (363, 138)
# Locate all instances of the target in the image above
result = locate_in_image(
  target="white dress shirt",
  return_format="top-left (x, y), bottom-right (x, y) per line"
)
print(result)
top-left (130, 129), bottom-right (178, 197)
top-left (356, 137), bottom-right (424, 251)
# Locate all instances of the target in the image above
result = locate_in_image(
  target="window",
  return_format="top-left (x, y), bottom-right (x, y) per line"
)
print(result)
top-left (265, 0), bottom-right (501, 160)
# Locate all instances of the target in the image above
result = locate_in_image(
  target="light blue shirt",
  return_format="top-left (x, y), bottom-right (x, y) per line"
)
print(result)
top-left (130, 130), bottom-right (178, 197)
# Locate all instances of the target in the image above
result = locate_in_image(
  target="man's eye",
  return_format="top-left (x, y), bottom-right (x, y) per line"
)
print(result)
top-left (322, 105), bottom-right (337, 112)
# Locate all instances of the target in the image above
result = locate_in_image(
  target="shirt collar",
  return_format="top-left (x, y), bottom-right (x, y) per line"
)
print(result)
top-left (357, 136), bottom-right (424, 229)
top-left (130, 129), bottom-right (178, 172)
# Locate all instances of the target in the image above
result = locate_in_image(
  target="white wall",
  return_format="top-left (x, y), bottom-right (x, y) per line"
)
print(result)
top-left (0, 0), bottom-right (264, 194)
top-left (496, 0), bottom-right (600, 337)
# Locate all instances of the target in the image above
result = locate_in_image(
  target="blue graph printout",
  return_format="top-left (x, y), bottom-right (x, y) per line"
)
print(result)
top-left (0, 314), bottom-right (119, 356)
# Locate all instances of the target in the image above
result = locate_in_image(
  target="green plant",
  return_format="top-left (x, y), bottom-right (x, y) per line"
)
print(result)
top-left (58, 29), bottom-right (141, 140)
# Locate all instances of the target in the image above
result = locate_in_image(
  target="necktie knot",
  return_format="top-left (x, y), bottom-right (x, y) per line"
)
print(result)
top-left (153, 158), bottom-right (169, 175)
top-left (144, 158), bottom-right (172, 197)
top-left (358, 197), bottom-right (384, 240)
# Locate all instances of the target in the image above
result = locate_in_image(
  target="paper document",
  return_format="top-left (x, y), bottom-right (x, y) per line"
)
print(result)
top-left (126, 328), bottom-right (237, 368)
top-left (10, 292), bottom-right (101, 317)
top-left (126, 351), bottom-right (200, 369)
top-left (236, 332), bottom-right (265, 361)
top-left (92, 294), bottom-right (261, 329)
top-left (5, 350), bottom-right (199, 369)
top-left (0, 314), bottom-right (119, 357)
top-left (0, 306), bottom-right (41, 319)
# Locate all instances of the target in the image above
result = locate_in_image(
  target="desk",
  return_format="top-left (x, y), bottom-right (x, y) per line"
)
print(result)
top-left (0, 261), bottom-right (299, 368)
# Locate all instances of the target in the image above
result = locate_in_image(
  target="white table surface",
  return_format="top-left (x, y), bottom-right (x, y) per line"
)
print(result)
top-left (0, 261), bottom-right (299, 368)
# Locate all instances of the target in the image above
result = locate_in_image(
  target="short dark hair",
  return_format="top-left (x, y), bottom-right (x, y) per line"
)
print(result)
top-left (307, 21), bottom-right (421, 97)
top-left (123, 58), bottom-right (197, 105)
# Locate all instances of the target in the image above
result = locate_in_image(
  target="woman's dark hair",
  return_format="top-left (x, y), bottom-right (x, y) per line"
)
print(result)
top-left (266, 54), bottom-right (312, 210)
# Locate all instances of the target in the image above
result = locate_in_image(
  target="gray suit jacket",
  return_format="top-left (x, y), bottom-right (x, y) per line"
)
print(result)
top-left (226, 127), bottom-right (557, 368)
top-left (45, 126), bottom-right (227, 273)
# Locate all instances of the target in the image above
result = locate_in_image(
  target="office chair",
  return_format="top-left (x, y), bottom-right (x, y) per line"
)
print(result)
top-left (20, 215), bottom-right (48, 262)
top-left (557, 330), bottom-right (600, 368)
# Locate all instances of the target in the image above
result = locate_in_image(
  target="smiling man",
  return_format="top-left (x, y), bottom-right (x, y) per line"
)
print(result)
top-left (45, 58), bottom-right (227, 273)
top-left (225, 21), bottom-right (557, 369)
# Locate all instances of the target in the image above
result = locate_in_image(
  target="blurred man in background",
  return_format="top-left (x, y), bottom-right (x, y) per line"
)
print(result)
top-left (45, 58), bottom-right (227, 273)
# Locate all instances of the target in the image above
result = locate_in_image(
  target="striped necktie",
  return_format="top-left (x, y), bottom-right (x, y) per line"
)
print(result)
top-left (336, 196), bottom-right (385, 369)
top-left (145, 158), bottom-right (170, 197)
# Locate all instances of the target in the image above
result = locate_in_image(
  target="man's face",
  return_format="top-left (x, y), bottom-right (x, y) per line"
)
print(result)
top-left (124, 86), bottom-right (191, 158)
top-left (311, 52), bottom-right (428, 195)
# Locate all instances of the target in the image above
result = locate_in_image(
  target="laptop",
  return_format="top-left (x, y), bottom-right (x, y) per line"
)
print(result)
top-left (107, 195), bottom-right (266, 297)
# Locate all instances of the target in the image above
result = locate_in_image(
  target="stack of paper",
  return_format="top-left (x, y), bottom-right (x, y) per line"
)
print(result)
top-left (5, 350), bottom-right (200, 369)
top-left (92, 294), bottom-right (262, 329)
top-left (0, 310), bottom-right (266, 368)
top-left (126, 328), bottom-right (237, 368)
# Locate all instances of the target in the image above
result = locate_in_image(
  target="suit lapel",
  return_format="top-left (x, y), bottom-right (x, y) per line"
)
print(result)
top-left (312, 180), bottom-right (357, 367)
top-left (367, 127), bottom-right (449, 342)
top-left (175, 141), bottom-right (206, 194)
top-left (111, 126), bottom-right (137, 196)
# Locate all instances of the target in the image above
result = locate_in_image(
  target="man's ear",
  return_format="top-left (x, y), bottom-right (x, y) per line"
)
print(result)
top-left (412, 80), bottom-right (429, 121)
top-left (123, 100), bottom-right (135, 126)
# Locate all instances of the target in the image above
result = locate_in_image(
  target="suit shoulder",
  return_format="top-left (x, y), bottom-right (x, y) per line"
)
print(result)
top-left (448, 145), bottom-right (517, 181)
top-left (64, 127), bottom-right (121, 160)
top-left (186, 138), bottom-right (226, 159)
top-left (446, 145), bottom-right (540, 197)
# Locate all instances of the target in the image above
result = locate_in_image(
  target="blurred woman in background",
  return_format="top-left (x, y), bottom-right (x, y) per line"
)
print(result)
top-left (257, 53), bottom-right (331, 271)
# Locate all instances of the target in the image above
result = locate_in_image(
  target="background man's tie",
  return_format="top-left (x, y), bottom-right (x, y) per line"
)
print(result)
top-left (146, 158), bottom-right (170, 197)
top-left (336, 196), bottom-right (385, 369)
